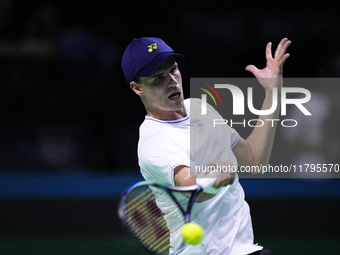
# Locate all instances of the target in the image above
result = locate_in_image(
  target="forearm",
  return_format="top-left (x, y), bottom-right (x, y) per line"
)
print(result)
top-left (174, 168), bottom-right (216, 203)
top-left (174, 164), bottom-right (232, 202)
top-left (233, 38), bottom-right (290, 169)
top-left (245, 86), bottom-right (281, 166)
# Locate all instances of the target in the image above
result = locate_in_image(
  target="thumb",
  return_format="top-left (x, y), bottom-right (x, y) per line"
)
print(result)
top-left (245, 64), bottom-right (259, 75)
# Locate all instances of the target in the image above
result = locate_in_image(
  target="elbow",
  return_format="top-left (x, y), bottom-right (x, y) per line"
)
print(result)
top-left (245, 140), bottom-right (270, 167)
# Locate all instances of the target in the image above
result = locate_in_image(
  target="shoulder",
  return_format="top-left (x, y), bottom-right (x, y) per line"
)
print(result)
top-left (184, 97), bottom-right (201, 109)
top-left (138, 117), bottom-right (189, 157)
top-left (186, 97), bottom-right (222, 117)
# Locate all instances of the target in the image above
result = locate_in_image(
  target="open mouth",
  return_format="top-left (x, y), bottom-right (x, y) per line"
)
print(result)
top-left (169, 92), bottom-right (181, 99)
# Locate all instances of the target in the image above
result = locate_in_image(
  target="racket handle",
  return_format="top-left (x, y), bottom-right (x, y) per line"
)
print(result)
top-left (196, 177), bottom-right (216, 189)
top-left (197, 177), bottom-right (224, 194)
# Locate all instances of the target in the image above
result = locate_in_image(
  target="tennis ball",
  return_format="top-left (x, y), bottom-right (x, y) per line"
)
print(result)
top-left (181, 223), bottom-right (204, 245)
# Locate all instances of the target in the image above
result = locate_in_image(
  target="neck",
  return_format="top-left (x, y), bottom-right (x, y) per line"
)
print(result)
top-left (146, 106), bottom-right (187, 121)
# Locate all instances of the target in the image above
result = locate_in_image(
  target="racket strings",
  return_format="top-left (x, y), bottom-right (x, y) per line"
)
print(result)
top-left (125, 188), bottom-right (154, 214)
top-left (128, 210), bottom-right (168, 248)
top-left (124, 186), bottom-right (172, 253)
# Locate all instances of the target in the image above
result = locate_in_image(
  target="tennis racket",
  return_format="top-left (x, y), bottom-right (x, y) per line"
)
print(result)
top-left (118, 178), bottom-right (216, 255)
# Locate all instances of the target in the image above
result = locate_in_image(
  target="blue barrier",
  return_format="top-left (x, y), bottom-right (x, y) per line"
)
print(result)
top-left (0, 173), bottom-right (339, 199)
top-left (0, 172), bottom-right (144, 199)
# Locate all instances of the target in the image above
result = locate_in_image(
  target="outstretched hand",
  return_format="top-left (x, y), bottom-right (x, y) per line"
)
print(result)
top-left (245, 38), bottom-right (291, 90)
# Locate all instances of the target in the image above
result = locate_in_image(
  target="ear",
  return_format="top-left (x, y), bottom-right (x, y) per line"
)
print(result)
top-left (130, 81), bottom-right (143, 96)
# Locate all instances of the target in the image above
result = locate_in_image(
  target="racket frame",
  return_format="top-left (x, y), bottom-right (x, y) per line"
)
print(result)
top-left (118, 180), bottom-right (211, 254)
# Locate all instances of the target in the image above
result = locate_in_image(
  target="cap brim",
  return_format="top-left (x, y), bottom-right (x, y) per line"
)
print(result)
top-left (138, 52), bottom-right (185, 78)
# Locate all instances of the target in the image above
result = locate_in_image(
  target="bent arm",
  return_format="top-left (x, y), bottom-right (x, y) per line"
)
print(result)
top-left (174, 162), bottom-right (235, 202)
top-left (233, 38), bottom-right (291, 169)
top-left (174, 165), bottom-right (216, 202)
top-left (232, 87), bottom-right (280, 168)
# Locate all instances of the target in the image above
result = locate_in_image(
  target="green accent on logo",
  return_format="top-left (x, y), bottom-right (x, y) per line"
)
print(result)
top-left (199, 87), bottom-right (217, 106)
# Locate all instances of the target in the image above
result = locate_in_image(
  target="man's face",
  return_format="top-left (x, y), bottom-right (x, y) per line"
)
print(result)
top-left (138, 57), bottom-right (184, 119)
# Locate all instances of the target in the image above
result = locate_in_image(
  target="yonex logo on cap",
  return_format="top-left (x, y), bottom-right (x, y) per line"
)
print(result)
top-left (121, 37), bottom-right (184, 83)
top-left (147, 43), bottom-right (157, 52)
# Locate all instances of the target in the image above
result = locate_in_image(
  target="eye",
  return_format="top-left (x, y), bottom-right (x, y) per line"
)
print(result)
top-left (152, 75), bottom-right (164, 84)
top-left (170, 65), bottom-right (178, 74)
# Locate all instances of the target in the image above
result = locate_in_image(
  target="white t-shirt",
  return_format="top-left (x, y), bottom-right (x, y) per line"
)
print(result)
top-left (138, 98), bottom-right (263, 255)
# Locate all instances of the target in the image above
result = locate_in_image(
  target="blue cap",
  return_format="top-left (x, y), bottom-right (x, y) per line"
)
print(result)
top-left (121, 37), bottom-right (184, 83)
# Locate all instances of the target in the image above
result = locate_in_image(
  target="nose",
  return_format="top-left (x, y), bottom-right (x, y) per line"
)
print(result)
top-left (168, 73), bottom-right (177, 87)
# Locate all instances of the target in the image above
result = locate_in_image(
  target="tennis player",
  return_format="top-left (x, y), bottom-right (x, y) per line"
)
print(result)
top-left (121, 37), bottom-right (290, 255)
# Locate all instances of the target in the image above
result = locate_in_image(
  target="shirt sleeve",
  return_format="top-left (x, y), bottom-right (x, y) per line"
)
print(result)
top-left (205, 99), bottom-right (240, 148)
top-left (139, 133), bottom-right (190, 187)
top-left (229, 127), bottom-right (239, 148)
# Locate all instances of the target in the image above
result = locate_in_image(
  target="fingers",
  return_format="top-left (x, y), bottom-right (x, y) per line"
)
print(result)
top-left (215, 177), bottom-right (234, 188)
top-left (257, 38), bottom-right (291, 62)
top-left (274, 38), bottom-right (286, 59)
top-left (274, 38), bottom-right (291, 60)
top-left (245, 64), bottom-right (259, 75)
top-left (209, 160), bottom-right (235, 188)
top-left (245, 38), bottom-right (291, 79)
top-left (280, 52), bottom-right (290, 67)
top-left (266, 42), bottom-right (273, 60)
top-left (246, 38), bottom-right (290, 71)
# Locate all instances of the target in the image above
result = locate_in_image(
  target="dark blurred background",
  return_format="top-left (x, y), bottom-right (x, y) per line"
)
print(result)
top-left (1, 0), bottom-right (340, 254)
top-left (1, 0), bottom-right (340, 172)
